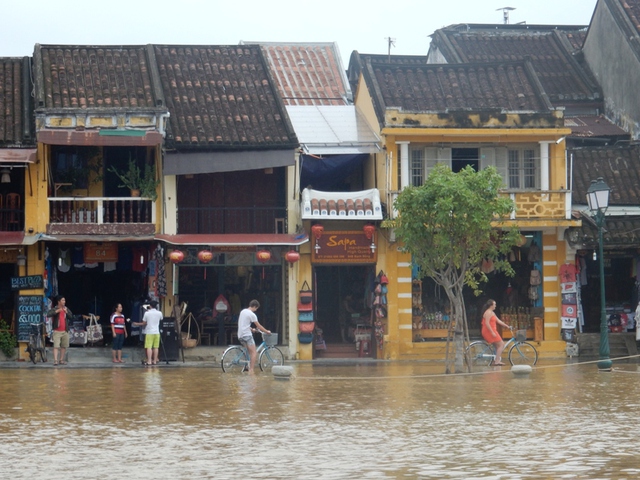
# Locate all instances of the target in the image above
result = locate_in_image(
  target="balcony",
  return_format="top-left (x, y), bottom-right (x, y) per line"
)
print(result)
top-left (178, 206), bottom-right (287, 234)
top-left (48, 197), bottom-right (156, 235)
top-left (504, 190), bottom-right (572, 221)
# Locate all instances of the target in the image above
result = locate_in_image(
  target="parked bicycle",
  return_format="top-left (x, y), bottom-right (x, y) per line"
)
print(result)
top-left (220, 331), bottom-right (284, 372)
top-left (26, 322), bottom-right (48, 364)
top-left (465, 327), bottom-right (538, 367)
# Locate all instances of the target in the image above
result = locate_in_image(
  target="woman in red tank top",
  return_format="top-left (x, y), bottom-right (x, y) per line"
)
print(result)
top-left (481, 299), bottom-right (510, 366)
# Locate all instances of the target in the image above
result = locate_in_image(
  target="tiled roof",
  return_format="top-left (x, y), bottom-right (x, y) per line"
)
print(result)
top-left (153, 45), bottom-right (298, 149)
top-left (428, 24), bottom-right (600, 108)
top-left (0, 57), bottom-right (34, 146)
top-left (360, 59), bottom-right (551, 116)
top-left (348, 52), bottom-right (429, 93)
top-left (33, 45), bottom-right (161, 110)
top-left (565, 115), bottom-right (629, 139)
top-left (618, 0), bottom-right (640, 36)
top-left (252, 42), bottom-right (351, 106)
top-left (567, 216), bottom-right (640, 248)
top-left (570, 145), bottom-right (640, 206)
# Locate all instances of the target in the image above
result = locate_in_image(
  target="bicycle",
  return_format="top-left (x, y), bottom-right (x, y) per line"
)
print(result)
top-left (465, 327), bottom-right (538, 367)
top-left (25, 322), bottom-right (48, 364)
top-left (220, 331), bottom-right (284, 373)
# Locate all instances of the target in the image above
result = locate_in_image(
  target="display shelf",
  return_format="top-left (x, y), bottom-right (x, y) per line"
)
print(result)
top-left (419, 328), bottom-right (449, 339)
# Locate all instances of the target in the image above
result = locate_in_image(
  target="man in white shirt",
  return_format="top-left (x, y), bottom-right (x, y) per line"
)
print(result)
top-left (133, 300), bottom-right (163, 366)
top-left (237, 299), bottom-right (270, 374)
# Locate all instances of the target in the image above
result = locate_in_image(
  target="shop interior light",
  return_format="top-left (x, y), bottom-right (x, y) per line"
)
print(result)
top-left (0, 168), bottom-right (10, 183)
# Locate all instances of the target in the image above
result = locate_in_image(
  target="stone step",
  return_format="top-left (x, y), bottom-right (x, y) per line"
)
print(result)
top-left (315, 343), bottom-right (365, 359)
top-left (576, 333), bottom-right (637, 357)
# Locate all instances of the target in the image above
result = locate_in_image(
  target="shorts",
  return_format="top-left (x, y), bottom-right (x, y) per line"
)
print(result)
top-left (239, 334), bottom-right (255, 347)
top-left (112, 332), bottom-right (125, 350)
top-left (52, 330), bottom-right (70, 349)
top-left (144, 333), bottom-right (160, 349)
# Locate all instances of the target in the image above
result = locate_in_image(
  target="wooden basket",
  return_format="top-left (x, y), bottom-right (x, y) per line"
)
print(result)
top-left (181, 333), bottom-right (197, 348)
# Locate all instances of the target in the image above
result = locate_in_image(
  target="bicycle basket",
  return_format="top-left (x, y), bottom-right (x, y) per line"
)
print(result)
top-left (263, 332), bottom-right (278, 346)
top-left (516, 330), bottom-right (527, 342)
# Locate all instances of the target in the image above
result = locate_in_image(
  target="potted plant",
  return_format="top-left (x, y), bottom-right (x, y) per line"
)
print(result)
top-left (109, 159), bottom-right (160, 200)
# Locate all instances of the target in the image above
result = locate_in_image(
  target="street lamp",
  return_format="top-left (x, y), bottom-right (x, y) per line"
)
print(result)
top-left (586, 177), bottom-right (612, 370)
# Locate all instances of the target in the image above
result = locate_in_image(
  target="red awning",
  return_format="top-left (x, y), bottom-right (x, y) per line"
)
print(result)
top-left (155, 233), bottom-right (308, 246)
top-left (0, 232), bottom-right (25, 246)
top-left (0, 149), bottom-right (36, 163)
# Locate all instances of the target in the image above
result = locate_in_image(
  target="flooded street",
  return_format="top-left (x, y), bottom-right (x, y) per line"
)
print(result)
top-left (1, 361), bottom-right (639, 479)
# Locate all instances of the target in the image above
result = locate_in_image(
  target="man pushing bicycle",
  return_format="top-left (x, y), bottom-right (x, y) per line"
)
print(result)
top-left (237, 300), bottom-right (270, 375)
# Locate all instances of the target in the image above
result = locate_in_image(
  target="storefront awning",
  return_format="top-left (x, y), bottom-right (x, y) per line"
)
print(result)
top-left (37, 130), bottom-right (164, 146)
top-left (38, 234), bottom-right (156, 243)
top-left (301, 188), bottom-right (383, 220)
top-left (0, 149), bottom-right (36, 163)
top-left (0, 232), bottom-right (26, 246)
top-left (164, 149), bottom-right (296, 175)
top-left (155, 233), bottom-right (308, 246)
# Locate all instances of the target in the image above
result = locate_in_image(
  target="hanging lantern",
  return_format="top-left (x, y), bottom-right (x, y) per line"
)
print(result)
top-left (198, 250), bottom-right (213, 263)
top-left (311, 224), bottom-right (324, 239)
top-left (169, 250), bottom-right (185, 264)
top-left (285, 250), bottom-right (300, 264)
top-left (363, 224), bottom-right (376, 240)
top-left (256, 249), bottom-right (272, 264)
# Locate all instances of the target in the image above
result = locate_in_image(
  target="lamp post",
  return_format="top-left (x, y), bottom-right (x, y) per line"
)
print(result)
top-left (586, 177), bottom-right (612, 371)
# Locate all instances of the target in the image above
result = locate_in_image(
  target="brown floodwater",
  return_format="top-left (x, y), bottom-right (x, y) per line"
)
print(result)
top-left (1, 361), bottom-right (639, 479)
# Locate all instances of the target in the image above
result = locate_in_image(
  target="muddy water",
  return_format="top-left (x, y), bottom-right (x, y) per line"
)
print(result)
top-left (1, 362), bottom-right (639, 479)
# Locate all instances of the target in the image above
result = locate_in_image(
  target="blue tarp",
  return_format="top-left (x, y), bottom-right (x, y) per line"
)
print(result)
top-left (300, 154), bottom-right (367, 191)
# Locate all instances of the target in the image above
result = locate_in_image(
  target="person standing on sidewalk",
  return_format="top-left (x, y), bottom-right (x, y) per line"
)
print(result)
top-left (47, 295), bottom-right (73, 366)
top-left (110, 303), bottom-right (128, 363)
top-left (133, 300), bottom-right (162, 366)
top-left (237, 300), bottom-right (270, 374)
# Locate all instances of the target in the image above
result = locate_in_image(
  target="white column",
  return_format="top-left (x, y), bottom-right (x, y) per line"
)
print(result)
top-left (396, 141), bottom-right (410, 189)
top-left (539, 141), bottom-right (551, 192)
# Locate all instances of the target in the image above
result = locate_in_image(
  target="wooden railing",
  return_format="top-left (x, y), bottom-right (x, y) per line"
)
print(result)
top-left (49, 197), bottom-right (156, 225)
top-left (503, 190), bottom-right (571, 220)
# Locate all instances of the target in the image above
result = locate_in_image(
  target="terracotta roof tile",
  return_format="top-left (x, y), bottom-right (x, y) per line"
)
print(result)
top-left (618, 0), bottom-right (640, 35)
top-left (0, 57), bottom-right (33, 146)
top-left (565, 115), bottom-right (629, 139)
top-left (570, 145), bottom-right (640, 206)
top-left (428, 25), bottom-right (600, 108)
top-left (153, 45), bottom-right (298, 148)
top-left (256, 42), bottom-right (351, 105)
top-left (34, 45), bottom-right (159, 110)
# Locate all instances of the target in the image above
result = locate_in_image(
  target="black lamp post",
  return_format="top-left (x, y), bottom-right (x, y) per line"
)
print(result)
top-left (586, 177), bottom-right (612, 370)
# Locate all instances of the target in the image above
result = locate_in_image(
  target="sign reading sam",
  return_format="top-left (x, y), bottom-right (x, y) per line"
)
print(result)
top-left (311, 231), bottom-right (377, 264)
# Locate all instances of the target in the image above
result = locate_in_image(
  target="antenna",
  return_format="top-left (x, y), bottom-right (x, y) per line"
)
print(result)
top-left (385, 37), bottom-right (396, 63)
top-left (496, 6), bottom-right (516, 24)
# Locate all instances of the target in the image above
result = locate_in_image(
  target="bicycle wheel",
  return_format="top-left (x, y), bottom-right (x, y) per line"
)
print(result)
top-left (36, 335), bottom-right (47, 363)
top-left (259, 347), bottom-right (284, 372)
top-left (508, 342), bottom-right (538, 366)
top-left (221, 346), bottom-right (247, 373)
top-left (26, 342), bottom-right (36, 365)
top-left (465, 341), bottom-right (495, 367)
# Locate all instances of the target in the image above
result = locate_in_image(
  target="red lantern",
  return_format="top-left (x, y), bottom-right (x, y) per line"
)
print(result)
top-left (311, 224), bottom-right (324, 239)
top-left (198, 250), bottom-right (213, 263)
top-left (285, 250), bottom-right (300, 264)
top-left (169, 250), bottom-right (184, 264)
top-left (363, 224), bottom-right (376, 240)
top-left (256, 249), bottom-right (272, 264)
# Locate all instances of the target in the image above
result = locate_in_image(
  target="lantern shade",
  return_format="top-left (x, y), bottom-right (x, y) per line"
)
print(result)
top-left (285, 250), bottom-right (300, 263)
top-left (256, 249), bottom-right (271, 263)
top-left (586, 177), bottom-right (610, 212)
top-left (198, 250), bottom-right (213, 263)
top-left (363, 224), bottom-right (376, 239)
top-left (311, 224), bottom-right (324, 239)
top-left (169, 250), bottom-right (185, 264)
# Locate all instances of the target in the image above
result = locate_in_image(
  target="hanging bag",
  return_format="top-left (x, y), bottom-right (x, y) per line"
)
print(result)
top-left (530, 269), bottom-right (541, 286)
top-left (299, 280), bottom-right (313, 304)
top-left (86, 314), bottom-right (103, 345)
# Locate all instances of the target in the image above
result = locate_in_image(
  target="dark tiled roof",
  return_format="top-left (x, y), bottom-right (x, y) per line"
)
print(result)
top-left (362, 59), bottom-right (551, 115)
top-left (428, 24), bottom-right (600, 107)
top-left (348, 52), bottom-right (429, 93)
top-left (618, 0), bottom-right (640, 36)
top-left (0, 57), bottom-right (34, 146)
top-left (565, 115), bottom-right (629, 139)
top-left (153, 45), bottom-right (298, 149)
top-left (570, 145), bottom-right (640, 205)
top-left (568, 216), bottom-right (640, 248)
top-left (256, 42), bottom-right (350, 106)
top-left (33, 45), bottom-right (161, 110)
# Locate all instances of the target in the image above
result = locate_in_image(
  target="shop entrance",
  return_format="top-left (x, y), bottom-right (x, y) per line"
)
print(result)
top-left (314, 265), bottom-right (374, 344)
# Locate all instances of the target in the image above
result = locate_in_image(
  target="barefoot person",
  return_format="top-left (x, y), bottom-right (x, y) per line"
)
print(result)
top-left (481, 299), bottom-right (510, 366)
top-left (132, 300), bottom-right (162, 366)
top-left (110, 303), bottom-right (128, 363)
top-left (47, 295), bottom-right (73, 366)
top-left (237, 300), bottom-right (270, 374)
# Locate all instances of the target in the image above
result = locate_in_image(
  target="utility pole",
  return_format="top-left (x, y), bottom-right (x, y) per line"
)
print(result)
top-left (496, 7), bottom-right (515, 24)
top-left (385, 37), bottom-right (396, 63)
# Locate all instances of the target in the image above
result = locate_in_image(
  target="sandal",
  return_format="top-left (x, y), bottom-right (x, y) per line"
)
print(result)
top-left (53, 362), bottom-right (58, 366)
top-left (493, 362), bottom-right (506, 366)
top-left (60, 361), bottom-right (67, 365)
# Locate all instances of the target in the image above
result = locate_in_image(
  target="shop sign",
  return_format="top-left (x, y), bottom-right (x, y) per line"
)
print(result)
top-left (311, 231), bottom-right (377, 264)
top-left (84, 242), bottom-right (118, 263)
top-left (10, 275), bottom-right (43, 291)
top-left (16, 295), bottom-right (44, 342)
top-left (212, 246), bottom-right (253, 253)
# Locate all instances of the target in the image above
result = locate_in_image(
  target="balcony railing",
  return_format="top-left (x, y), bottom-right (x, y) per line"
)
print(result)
top-left (178, 206), bottom-right (287, 234)
top-left (49, 197), bottom-right (156, 225)
top-left (503, 190), bottom-right (571, 220)
top-left (0, 206), bottom-right (24, 232)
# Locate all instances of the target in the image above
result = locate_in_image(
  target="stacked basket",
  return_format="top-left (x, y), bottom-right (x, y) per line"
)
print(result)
top-left (298, 281), bottom-right (314, 344)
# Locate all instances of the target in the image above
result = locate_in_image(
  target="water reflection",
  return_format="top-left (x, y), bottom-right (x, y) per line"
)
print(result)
top-left (1, 362), bottom-right (639, 479)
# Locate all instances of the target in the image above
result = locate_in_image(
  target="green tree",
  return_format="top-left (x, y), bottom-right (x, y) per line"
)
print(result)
top-left (391, 165), bottom-right (520, 373)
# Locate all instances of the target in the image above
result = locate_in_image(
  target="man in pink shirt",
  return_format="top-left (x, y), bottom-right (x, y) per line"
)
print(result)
top-left (47, 295), bottom-right (73, 366)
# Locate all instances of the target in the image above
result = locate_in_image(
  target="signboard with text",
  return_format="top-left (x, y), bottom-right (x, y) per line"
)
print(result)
top-left (16, 295), bottom-right (44, 342)
top-left (84, 242), bottom-right (118, 263)
top-left (10, 275), bottom-right (43, 291)
top-left (311, 231), bottom-right (377, 264)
